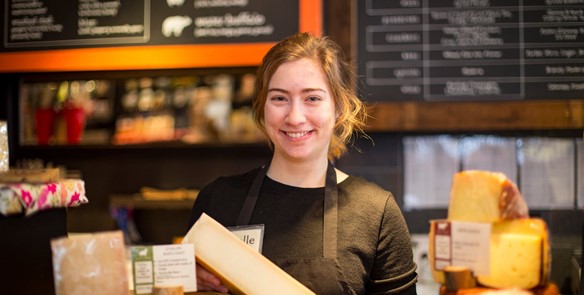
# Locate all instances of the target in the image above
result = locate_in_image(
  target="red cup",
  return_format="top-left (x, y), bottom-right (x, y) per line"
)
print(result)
top-left (62, 105), bottom-right (86, 144)
top-left (35, 108), bottom-right (55, 145)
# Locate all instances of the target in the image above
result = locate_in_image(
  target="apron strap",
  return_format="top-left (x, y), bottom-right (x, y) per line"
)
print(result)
top-left (236, 165), bottom-right (267, 226)
top-left (323, 161), bottom-right (338, 259)
top-left (236, 161), bottom-right (339, 259)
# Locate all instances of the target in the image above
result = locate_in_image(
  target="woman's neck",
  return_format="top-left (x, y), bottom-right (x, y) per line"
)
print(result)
top-left (266, 157), bottom-right (328, 188)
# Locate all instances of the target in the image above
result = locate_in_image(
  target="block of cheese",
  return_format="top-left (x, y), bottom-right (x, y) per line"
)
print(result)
top-left (51, 231), bottom-right (129, 295)
top-left (447, 171), bottom-right (528, 222)
top-left (429, 218), bottom-right (550, 290)
top-left (476, 218), bottom-right (550, 289)
top-left (182, 213), bottom-right (315, 295)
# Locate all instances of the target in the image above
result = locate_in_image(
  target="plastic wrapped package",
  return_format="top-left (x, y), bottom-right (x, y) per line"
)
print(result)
top-left (0, 179), bottom-right (88, 216)
top-left (51, 230), bottom-right (130, 295)
top-left (0, 187), bottom-right (23, 215)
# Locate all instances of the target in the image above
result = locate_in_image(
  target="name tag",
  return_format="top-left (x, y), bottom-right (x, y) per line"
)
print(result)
top-left (228, 224), bottom-right (265, 253)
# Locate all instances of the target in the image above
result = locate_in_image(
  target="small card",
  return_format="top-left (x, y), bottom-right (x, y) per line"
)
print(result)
top-left (131, 244), bottom-right (196, 294)
top-left (433, 220), bottom-right (491, 275)
top-left (228, 224), bottom-right (265, 253)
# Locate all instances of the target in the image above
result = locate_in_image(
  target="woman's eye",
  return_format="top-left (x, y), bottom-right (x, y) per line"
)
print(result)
top-left (306, 96), bottom-right (321, 102)
top-left (270, 96), bottom-right (287, 102)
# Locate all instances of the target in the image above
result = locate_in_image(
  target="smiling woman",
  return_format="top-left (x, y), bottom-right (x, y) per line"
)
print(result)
top-left (186, 32), bottom-right (418, 294)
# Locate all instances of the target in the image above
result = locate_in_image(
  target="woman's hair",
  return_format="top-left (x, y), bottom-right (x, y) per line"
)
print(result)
top-left (252, 32), bottom-right (368, 159)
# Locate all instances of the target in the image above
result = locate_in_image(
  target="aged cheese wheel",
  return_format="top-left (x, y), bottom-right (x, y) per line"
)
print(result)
top-left (447, 170), bottom-right (528, 222)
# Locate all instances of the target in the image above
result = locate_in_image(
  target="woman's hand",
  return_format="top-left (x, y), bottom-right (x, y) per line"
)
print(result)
top-left (196, 263), bottom-right (229, 293)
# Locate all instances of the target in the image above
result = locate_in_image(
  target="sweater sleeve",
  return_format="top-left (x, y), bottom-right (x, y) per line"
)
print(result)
top-left (366, 195), bottom-right (418, 294)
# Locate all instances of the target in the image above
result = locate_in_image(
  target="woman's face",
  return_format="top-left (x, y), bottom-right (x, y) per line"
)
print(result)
top-left (264, 57), bottom-right (336, 163)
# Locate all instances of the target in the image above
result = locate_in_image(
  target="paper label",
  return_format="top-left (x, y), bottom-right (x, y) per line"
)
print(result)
top-left (433, 220), bottom-right (491, 275)
top-left (131, 244), bottom-right (196, 294)
top-left (228, 224), bottom-right (265, 253)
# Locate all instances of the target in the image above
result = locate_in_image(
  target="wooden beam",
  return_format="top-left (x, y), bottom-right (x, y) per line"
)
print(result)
top-left (365, 99), bottom-right (584, 132)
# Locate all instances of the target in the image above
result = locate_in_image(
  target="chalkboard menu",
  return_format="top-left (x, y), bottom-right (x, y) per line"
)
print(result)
top-left (0, 0), bottom-right (321, 72)
top-left (356, 0), bottom-right (584, 101)
top-left (2, 0), bottom-right (298, 51)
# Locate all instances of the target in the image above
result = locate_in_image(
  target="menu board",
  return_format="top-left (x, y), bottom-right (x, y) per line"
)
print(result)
top-left (356, 0), bottom-right (584, 101)
top-left (2, 0), bottom-right (298, 50)
top-left (0, 0), bottom-right (321, 71)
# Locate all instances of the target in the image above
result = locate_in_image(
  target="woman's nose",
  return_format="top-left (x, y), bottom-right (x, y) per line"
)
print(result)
top-left (285, 102), bottom-right (306, 125)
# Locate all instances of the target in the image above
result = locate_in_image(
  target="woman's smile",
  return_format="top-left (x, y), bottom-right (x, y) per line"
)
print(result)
top-left (283, 131), bottom-right (311, 139)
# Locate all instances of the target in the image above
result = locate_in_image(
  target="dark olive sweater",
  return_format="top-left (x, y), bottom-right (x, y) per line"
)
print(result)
top-left (187, 167), bottom-right (418, 294)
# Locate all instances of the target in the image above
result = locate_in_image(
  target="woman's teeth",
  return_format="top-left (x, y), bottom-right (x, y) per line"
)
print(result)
top-left (287, 132), bottom-right (307, 138)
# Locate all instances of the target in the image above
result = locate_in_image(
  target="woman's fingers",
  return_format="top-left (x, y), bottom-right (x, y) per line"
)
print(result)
top-left (196, 264), bottom-right (229, 293)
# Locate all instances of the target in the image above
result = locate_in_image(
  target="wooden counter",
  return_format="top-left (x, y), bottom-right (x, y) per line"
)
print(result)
top-left (439, 283), bottom-right (559, 295)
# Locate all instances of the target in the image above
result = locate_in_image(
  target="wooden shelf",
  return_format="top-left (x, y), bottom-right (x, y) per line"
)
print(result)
top-left (109, 195), bottom-right (194, 210)
top-left (365, 99), bottom-right (583, 132)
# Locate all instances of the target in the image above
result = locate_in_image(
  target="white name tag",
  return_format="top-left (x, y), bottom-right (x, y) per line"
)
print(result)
top-left (228, 224), bottom-right (265, 253)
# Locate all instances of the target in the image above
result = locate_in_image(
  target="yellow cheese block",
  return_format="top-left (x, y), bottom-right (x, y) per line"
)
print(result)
top-left (447, 171), bottom-right (528, 222)
top-left (429, 218), bottom-right (550, 289)
top-left (477, 218), bottom-right (550, 289)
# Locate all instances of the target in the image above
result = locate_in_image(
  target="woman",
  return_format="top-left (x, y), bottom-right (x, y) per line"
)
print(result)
top-left (187, 32), bottom-right (418, 294)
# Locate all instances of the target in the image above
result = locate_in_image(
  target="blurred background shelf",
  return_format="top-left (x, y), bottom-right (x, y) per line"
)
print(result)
top-left (109, 194), bottom-right (195, 210)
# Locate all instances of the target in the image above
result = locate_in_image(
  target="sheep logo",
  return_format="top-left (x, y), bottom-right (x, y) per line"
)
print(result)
top-left (162, 16), bottom-right (193, 37)
top-left (138, 248), bottom-right (148, 257)
top-left (166, 0), bottom-right (185, 7)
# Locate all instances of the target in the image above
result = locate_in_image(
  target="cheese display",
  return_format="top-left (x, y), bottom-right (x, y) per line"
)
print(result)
top-left (447, 170), bottom-right (528, 222)
top-left (429, 219), bottom-right (550, 289)
top-left (429, 170), bottom-right (551, 292)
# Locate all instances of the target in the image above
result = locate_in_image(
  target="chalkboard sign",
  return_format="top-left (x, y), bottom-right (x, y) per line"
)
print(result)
top-left (356, 0), bottom-right (584, 101)
top-left (0, 0), bottom-right (321, 71)
top-left (2, 0), bottom-right (298, 50)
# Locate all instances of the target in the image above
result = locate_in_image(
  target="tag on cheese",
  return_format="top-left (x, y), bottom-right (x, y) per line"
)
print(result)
top-left (447, 170), bottom-right (528, 222)
top-left (429, 218), bottom-right (550, 289)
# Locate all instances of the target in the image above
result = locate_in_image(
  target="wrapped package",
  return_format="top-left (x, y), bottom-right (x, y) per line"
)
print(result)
top-left (0, 187), bottom-right (23, 215)
top-left (51, 231), bottom-right (130, 295)
top-left (0, 179), bottom-right (87, 216)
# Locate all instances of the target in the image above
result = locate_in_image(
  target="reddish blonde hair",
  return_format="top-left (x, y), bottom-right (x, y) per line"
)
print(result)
top-left (252, 32), bottom-right (367, 159)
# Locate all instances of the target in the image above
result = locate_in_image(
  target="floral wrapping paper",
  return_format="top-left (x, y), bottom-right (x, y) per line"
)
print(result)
top-left (0, 179), bottom-right (88, 216)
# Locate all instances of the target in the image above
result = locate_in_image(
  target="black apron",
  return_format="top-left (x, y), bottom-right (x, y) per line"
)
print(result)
top-left (235, 162), bottom-right (352, 294)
